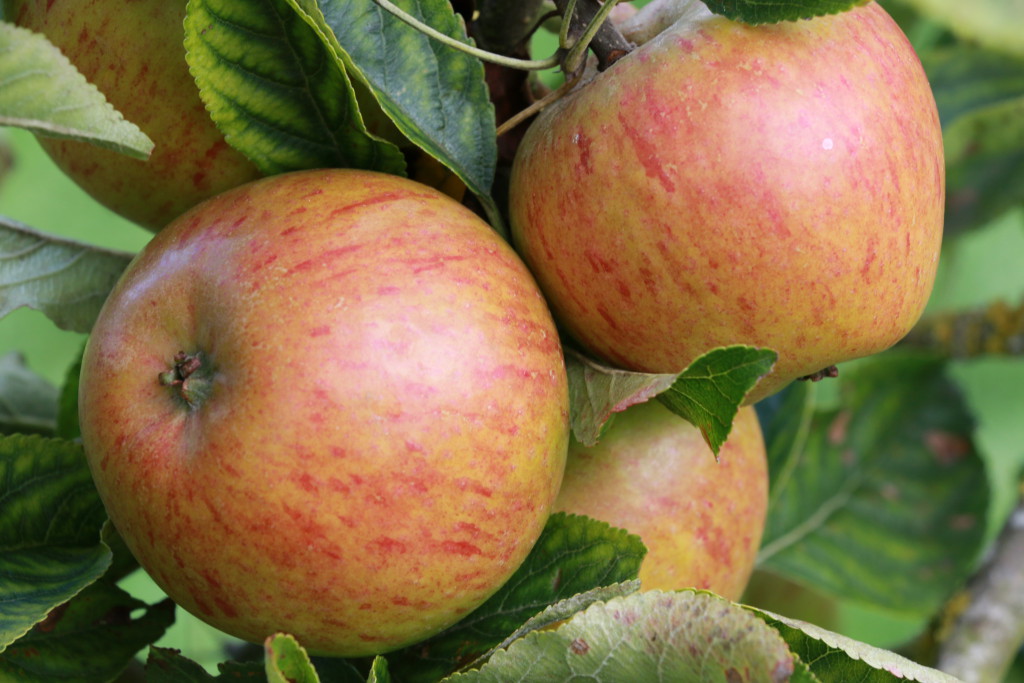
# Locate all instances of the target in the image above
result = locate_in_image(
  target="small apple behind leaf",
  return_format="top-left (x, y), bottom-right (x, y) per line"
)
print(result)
top-left (6, 0), bottom-right (262, 230)
top-left (555, 401), bottom-right (768, 601)
top-left (78, 169), bottom-right (570, 656)
top-left (510, 1), bottom-right (944, 403)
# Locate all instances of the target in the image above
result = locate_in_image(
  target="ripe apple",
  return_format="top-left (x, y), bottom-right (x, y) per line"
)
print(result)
top-left (77, 169), bottom-right (570, 656)
top-left (509, 1), bottom-right (944, 403)
top-left (6, 0), bottom-right (261, 230)
top-left (554, 401), bottom-right (767, 601)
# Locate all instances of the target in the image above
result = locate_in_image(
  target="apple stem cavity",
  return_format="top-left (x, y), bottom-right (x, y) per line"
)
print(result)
top-left (159, 351), bottom-right (215, 409)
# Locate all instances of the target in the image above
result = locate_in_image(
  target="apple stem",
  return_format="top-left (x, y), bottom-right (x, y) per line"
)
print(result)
top-left (159, 351), bottom-right (214, 409)
top-left (370, 0), bottom-right (560, 71)
top-left (555, 0), bottom-right (634, 72)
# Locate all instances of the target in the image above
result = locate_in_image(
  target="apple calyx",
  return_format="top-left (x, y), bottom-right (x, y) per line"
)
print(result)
top-left (798, 366), bottom-right (840, 383)
top-left (159, 351), bottom-right (214, 409)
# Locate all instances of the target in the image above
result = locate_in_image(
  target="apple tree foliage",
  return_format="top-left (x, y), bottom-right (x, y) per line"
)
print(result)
top-left (0, 0), bottom-right (1021, 680)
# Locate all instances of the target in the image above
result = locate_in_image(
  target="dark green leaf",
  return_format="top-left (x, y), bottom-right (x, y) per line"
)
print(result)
top-left (387, 513), bottom-right (646, 683)
top-left (657, 346), bottom-right (777, 455)
top-left (266, 633), bottom-right (319, 683)
top-left (0, 352), bottom-right (57, 436)
top-left (55, 346), bottom-right (84, 441)
top-left (146, 647), bottom-right (268, 682)
top-left (0, 582), bottom-right (174, 682)
top-left (0, 434), bottom-right (110, 650)
top-left (924, 45), bottom-right (1024, 236)
top-left (145, 647), bottom-right (217, 682)
top-left (702, 0), bottom-right (869, 24)
top-left (0, 23), bottom-right (153, 157)
top-left (0, 218), bottom-right (134, 333)
top-left (184, 0), bottom-right (406, 177)
top-left (749, 607), bottom-right (961, 682)
top-left (756, 352), bottom-right (989, 615)
top-left (446, 590), bottom-right (795, 682)
top-left (291, 0), bottom-right (497, 201)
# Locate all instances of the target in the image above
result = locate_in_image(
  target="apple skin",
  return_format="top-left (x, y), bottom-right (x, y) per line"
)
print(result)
top-left (6, 0), bottom-right (262, 231)
top-left (509, 2), bottom-right (944, 403)
top-left (78, 169), bottom-right (570, 656)
top-left (554, 401), bottom-right (767, 601)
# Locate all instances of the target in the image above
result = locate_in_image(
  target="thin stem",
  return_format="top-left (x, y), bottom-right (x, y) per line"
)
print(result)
top-left (563, 0), bottom-right (622, 73)
top-left (372, 0), bottom-right (559, 71)
top-left (495, 72), bottom-right (582, 138)
top-left (559, 0), bottom-right (579, 49)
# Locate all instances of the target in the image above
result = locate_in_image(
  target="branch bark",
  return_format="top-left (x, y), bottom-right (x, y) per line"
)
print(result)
top-left (936, 492), bottom-right (1024, 682)
top-left (553, 0), bottom-right (633, 71)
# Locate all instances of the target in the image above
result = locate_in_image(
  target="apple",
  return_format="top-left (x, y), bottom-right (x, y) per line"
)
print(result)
top-left (509, 1), bottom-right (944, 403)
top-left (77, 169), bottom-right (570, 656)
top-left (554, 400), bottom-right (767, 601)
top-left (6, 0), bottom-right (261, 230)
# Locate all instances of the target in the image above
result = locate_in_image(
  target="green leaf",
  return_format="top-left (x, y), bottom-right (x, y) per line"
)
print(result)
top-left (446, 590), bottom-right (795, 682)
top-left (901, 0), bottom-right (1024, 58)
top-left (387, 513), bottom-right (646, 683)
top-left (749, 608), bottom-right (962, 682)
top-left (0, 434), bottom-right (111, 650)
top-left (461, 581), bottom-right (640, 674)
top-left (55, 346), bottom-right (83, 441)
top-left (924, 45), bottom-right (1024, 236)
top-left (0, 352), bottom-right (57, 436)
top-left (0, 218), bottom-right (134, 333)
top-left (565, 348), bottom-right (677, 447)
top-left (146, 647), bottom-right (217, 682)
top-left (702, 0), bottom-right (869, 24)
top-left (266, 633), bottom-right (320, 683)
top-left (0, 582), bottom-right (174, 682)
top-left (288, 0), bottom-right (497, 201)
top-left (0, 23), bottom-right (153, 158)
top-left (756, 352), bottom-right (990, 615)
top-left (657, 346), bottom-right (777, 455)
top-left (184, 0), bottom-right (406, 177)
top-left (147, 647), bottom-right (268, 682)
top-left (367, 657), bottom-right (390, 683)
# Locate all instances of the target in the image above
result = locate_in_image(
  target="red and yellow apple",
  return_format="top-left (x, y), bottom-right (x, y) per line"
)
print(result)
top-left (77, 169), bottom-right (570, 656)
top-left (510, 1), bottom-right (944, 403)
top-left (6, 0), bottom-right (261, 230)
top-left (555, 401), bottom-right (767, 601)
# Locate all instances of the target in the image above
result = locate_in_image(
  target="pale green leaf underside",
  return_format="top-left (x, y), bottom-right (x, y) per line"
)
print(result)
top-left (0, 22), bottom-right (152, 158)
top-left (0, 435), bottom-right (111, 652)
top-left (757, 354), bottom-right (989, 615)
top-left (0, 352), bottom-right (57, 436)
top-left (703, 0), bottom-right (868, 24)
top-left (750, 608), bottom-right (962, 682)
top-left (386, 513), bottom-right (645, 683)
top-left (447, 591), bottom-right (795, 682)
top-left (0, 218), bottom-right (134, 334)
top-left (566, 349), bottom-right (677, 447)
top-left (903, 0), bottom-right (1024, 58)
top-left (290, 0), bottom-right (496, 200)
top-left (184, 0), bottom-right (405, 177)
